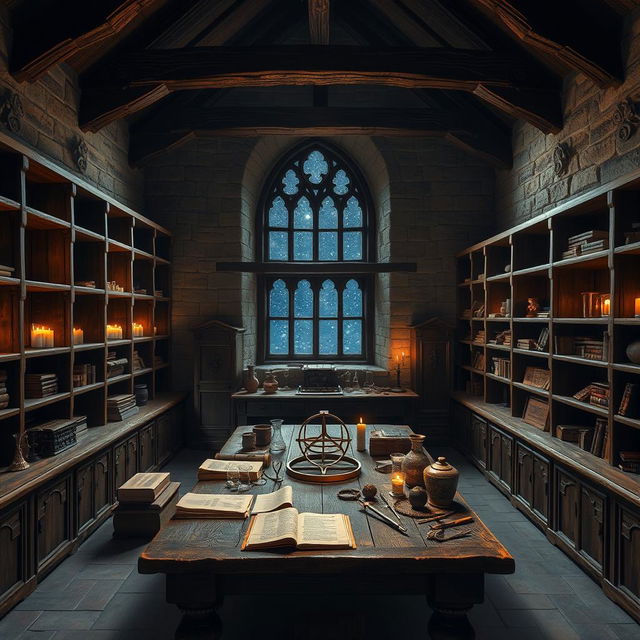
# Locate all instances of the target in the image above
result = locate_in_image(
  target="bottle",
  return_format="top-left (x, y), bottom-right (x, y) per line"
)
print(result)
top-left (244, 365), bottom-right (259, 393)
top-left (401, 434), bottom-right (433, 489)
top-left (269, 419), bottom-right (286, 453)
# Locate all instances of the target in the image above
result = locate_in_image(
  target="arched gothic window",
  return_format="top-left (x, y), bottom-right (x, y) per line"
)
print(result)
top-left (259, 142), bottom-right (372, 361)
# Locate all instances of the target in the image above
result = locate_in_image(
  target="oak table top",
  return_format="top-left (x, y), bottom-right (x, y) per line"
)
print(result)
top-left (139, 424), bottom-right (515, 639)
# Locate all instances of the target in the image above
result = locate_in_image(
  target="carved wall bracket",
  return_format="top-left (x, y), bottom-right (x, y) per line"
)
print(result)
top-left (73, 138), bottom-right (89, 174)
top-left (553, 142), bottom-right (570, 177)
top-left (1, 91), bottom-right (24, 133)
top-left (613, 97), bottom-right (640, 142)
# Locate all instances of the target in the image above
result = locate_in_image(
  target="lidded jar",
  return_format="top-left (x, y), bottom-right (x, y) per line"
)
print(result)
top-left (424, 456), bottom-right (459, 508)
top-left (262, 371), bottom-right (279, 394)
top-left (401, 434), bottom-right (433, 488)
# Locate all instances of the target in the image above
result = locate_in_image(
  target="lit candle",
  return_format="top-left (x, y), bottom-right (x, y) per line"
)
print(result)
top-left (31, 325), bottom-right (54, 348)
top-left (356, 417), bottom-right (366, 452)
top-left (601, 295), bottom-right (611, 316)
top-left (73, 327), bottom-right (83, 345)
top-left (106, 324), bottom-right (123, 340)
top-left (45, 328), bottom-right (54, 348)
top-left (391, 473), bottom-right (405, 497)
top-left (635, 297), bottom-right (640, 318)
top-left (132, 322), bottom-right (144, 337)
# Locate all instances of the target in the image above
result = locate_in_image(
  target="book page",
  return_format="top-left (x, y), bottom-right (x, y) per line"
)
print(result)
top-left (176, 493), bottom-right (253, 514)
top-left (297, 513), bottom-right (351, 547)
top-left (251, 486), bottom-right (293, 515)
top-left (199, 459), bottom-right (262, 474)
top-left (246, 507), bottom-right (299, 546)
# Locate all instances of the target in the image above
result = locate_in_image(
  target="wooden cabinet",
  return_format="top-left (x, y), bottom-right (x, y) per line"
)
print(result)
top-left (113, 440), bottom-right (127, 491)
top-left (580, 485), bottom-right (605, 570)
top-left (0, 502), bottom-right (30, 607)
top-left (487, 425), bottom-right (513, 492)
top-left (470, 415), bottom-right (487, 468)
top-left (515, 444), bottom-right (549, 524)
top-left (139, 422), bottom-right (156, 472)
top-left (125, 434), bottom-right (138, 481)
top-left (617, 506), bottom-right (640, 605)
top-left (94, 452), bottom-right (111, 518)
top-left (157, 412), bottom-right (172, 467)
top-left (556, 470), bottom-right (579, 546)
top-left (76, 463), bottom-right (94, 535)
top-left (487, 425), bottom-right (501, 479)
top-left (36, 476), bottom-right (72, 573)
top-left (500, 432), bottom-right (513, 491)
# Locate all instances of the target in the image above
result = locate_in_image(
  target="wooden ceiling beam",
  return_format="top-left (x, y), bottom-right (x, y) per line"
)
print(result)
top-left (467, 0), bottom-right (623, 87)
top-left (365, 0), bottom-right (442, 46)
top-left (130, 106), bottom-right (512, 167)
top-left (80, 45), bottom-right (560, 132)
top-left (10, 0), bottom-right (164, 82)
top-left (308, 0), bottom-right (331, 45)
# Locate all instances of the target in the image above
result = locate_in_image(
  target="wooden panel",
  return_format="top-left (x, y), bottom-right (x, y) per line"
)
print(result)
top-left (94, 452), bottom-right (111, 517)
top-left (471, 415), bottom-right (487, 468)
top-left (36, 477), bottom-right (71, 570)
top-left (515, 442), bottom-right (534, 507)
top-left (532, 454), bottom-right (549, 523)
top-left (619, 507), bottom-right (640, 602)
top-left (139, 422), bottom-right (156, 472)
top-left (556, 469), bottom-right (579, 546)
top-left (113, 440), bottom-right (127, 491)
top-left (488, 424), bottom-right (502, 480)
top-left (580, 485), bottom-right (605, 570)
top-left (156, 413), bottom-right (172, 467)
top-left (0, 503), bottom-right (28, 602)
top-left (500, 432), bottom-right (513, 489)
top-left (75, 462), bottom-right (94, 534)
top-left (125, 434), bottom-right (138, 481)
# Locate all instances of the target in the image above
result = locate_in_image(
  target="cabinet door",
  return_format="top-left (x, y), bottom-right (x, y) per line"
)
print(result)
top-left (157, 413), bottom-right (172, 467)
top-left (113, 441), bottom-right (127, 492)
top-left (516, 444), bottom-right (534, 507)
top-left (580, 486), bottom-right (605, 570)
top-left (500, 433), bottom-right (513, 489)
top-left (0, 503), bottom-right (29, 602)
top-left (532, 454), bottom-right (549, 523)
top-left (619, 508), bottom-right (640, 601)
top-left (556, 470), bottom-right (579, 546)
top-left (94, 452), bottom-right (111, 517)
top-left (471, 416), bottom-right (487, 467)
top-left (488, 426), bottom-right (502, 480)
top-left (36, 477), bottom-right (71, 570)
top-left (76, 462), bottom-right (94, 534)
top-left (125, 435), bottom-right (138, 482)
top-left (139, 423), bottom-right (156, 472)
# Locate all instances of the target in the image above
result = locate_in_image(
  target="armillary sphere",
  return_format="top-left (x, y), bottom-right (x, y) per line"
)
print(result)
top-left (286, 411), bottom-right (361, 483)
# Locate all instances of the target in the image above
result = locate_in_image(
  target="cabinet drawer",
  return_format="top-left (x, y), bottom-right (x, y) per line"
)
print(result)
top-left (36, 476), bottom-right (72, 571)
top-left (618, 506), bottom-right (640, 603)
top-left (580, 485), bottom-right (605, 570)
top-left (75, 462), bottom-right (94, 534)
top-left (0, 502), bottom-right (30, 603)
top-left (139, 422), bottom-right (156, 472)
top-left (556, 469), bottom-right (579, 547)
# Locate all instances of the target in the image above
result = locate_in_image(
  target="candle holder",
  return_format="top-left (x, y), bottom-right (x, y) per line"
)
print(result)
top-left (635, 297), bottom-right (640, 318)
top-left (581, 292), bottom-right (601, 318)
top-left (390, 471), bottom-right (405, 498)
top-left (73, 327), bottom-right (84, 345)
top-left (600, 294), bottom-right (611, 317)
top-left (30, 324), bottom-right (54, 348)
top-left (390, 352), bottom-right (407, 393)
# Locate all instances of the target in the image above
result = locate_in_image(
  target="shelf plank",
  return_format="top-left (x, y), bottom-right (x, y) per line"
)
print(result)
top-left (74, 226), bottom-right (105, 242)
top-left (134, 248), bottom-right (154, 261)
top-left (486, 372), bottom-right (510, 384)
top-left (512, 264), bottom-right (550, 276)
top-left (73, 342), bottom-right (105, 352)
top-left (133, 367), bottom-right (153, 377)
top-left (612, 362), bottom-right (640, 374)
top-left (0, 194), bottom-right (20, 210)
top-left (107, 239), bottom-right (132, 253)
top-left (513, 348), bottom-right (548, 358)
top-left (0, 352), bottom-right (21, 363)
top-left (0, 276), bottom-right (20, 287)
top-left (26, 207), bottom-right (71, 230)
top-left (512, 381), bottom-right (549, 397)
top-left (614, 414), bottom-right (640, 430)
top-left (24, 392), bottom-right (71, 411)
top-left (25, 346), bottom-right (71, 358)
top-left (0, 407), bottom-right (20, 421)
top-left (552, 252), bottom-right (609, 269)
top-left (74, 286), bottom-right (106, 295)
top-left (614, 241), bottom-right (640, 256)
top-left (486, 344), bottom-right (510, 352)
top-left (25, 280), bottom-right (71, 292)
top-left (552, 394), bottom-right (609, 417)
top-left (73, 382), bottom-right (105, 395)
top-left (512, 317), bottom-right (550, 323)
top-left (107, 374), bottom-right (132, 385)
top-left (552, 317), bottom-right (609, 324)
top-left (553, 354), bottom-right (608, 368)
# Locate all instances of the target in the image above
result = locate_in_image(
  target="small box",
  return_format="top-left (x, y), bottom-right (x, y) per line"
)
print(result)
top-left (369, 426), bottom-right (415, 457)
top-left (113, 481), bottom-right (180, 539)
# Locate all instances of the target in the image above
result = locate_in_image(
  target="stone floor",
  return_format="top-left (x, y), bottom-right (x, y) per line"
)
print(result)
top-left (2, 447), bottom-right (640, 639)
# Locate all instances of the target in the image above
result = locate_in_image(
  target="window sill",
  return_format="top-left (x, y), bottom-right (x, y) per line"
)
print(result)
top-left (254, 363), bottom-right (388, 373)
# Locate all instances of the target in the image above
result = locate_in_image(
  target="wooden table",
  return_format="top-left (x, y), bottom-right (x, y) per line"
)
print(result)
top-left (139, 425), bottom-right (515, 639)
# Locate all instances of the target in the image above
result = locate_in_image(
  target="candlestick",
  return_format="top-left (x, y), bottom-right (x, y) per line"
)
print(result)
top-left (106, 324), bottom-right (123, 340)
top-left (601, 294), bottom-right (611, 317)
top-left (391, 472), bottom-right (405, 497)
top-left (31, 325), bottom-right (54, 348)
top-left (356, 417), bottom-right (366, 452)
top-left (73, 327), bottom-right (84, 345)
top-left (635, 297), bottom-right (640, 318)
top-left (132, 322), bottom-right (144, 338)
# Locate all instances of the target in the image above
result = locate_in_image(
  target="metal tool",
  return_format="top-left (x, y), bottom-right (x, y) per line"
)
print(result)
top-left (262, 460), bottom-right (284, 486)
top-left (427, 528), bottom-right (473, 542)
top-left (429, 516), bottom-right (474, 532)
top-left (379, 492), bottom-right (402, 524)
top-left (416, 510), bottom-right (456, 525)
top-left (337, 488), bottom-right (361, 501)
top-left (358, 499), bottom-right (409, 535)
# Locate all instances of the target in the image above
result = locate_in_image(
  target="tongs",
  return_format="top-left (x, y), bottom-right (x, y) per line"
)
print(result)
top-left (358, 499), bottom-right (409, 535)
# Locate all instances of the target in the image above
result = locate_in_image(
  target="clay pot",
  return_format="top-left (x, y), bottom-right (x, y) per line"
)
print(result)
top-left (253, 424), bottom-right (272, 447)
top-left (408, 486), bottom-right (427, 509)
top-left (401, 434), bottom-right (433, 488)
top-left (424, 456), bottom-right (459, 508)
top-left (262, 371), bottom-right (279, 394)
top-left (244, 365), bottom-right (259, 393)
top-left (626, 341), bottom-right (640, 365)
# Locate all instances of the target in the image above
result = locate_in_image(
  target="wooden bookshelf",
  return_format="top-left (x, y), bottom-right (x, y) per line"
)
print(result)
top-left (0, 137), bottom-right (173, 470)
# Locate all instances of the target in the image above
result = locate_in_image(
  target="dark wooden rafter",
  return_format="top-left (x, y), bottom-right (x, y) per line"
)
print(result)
top-left (81, 45), bottom-right (561, 133)
top-left (308, 0), bottom-right (331, 45)
top-left (365, 0), bottom-right (444, 46)
top-left (467, 0), bottom-right (623, 87)
top-left (10, 0), bottom-right (163, 82)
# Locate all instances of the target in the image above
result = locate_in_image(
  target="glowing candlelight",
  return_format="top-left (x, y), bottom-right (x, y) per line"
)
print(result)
top-left (601, 294), bottom-right (611, 316)
top-left (73, 327), bottom-right (84, 345)
top-left (106, 324), bottom-right (123, 340)
top-left (31, 325), bottom-right (54, 348)
top-left (356, 417), bottom-right (366, 452)
top-left (635, 297), bottom-right (640, 318)
top-left (391, 473), bottom-right (405, 497)
top-left (132, 322), bottom-right (144, 338)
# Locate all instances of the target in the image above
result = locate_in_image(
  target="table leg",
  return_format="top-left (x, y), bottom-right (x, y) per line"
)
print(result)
top-left (174, 603), bottom-right (222, 640)
top-left (427, 605), bottom-right (474, 640)
top-left (167, 573), bottom-right (223, 639)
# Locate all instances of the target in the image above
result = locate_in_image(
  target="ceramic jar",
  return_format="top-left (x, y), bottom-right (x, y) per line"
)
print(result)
top-left (401, 434), bottom-right (433, 488)
top-left (253, 424), bottom-right (272, 447)
top-left (626, 341), bottom-right (640, 365)
top-left (424, 456), bottom-right (459, 508)
top-left (262, 371), bottom-right (279, 394)
top-left (134, 383), bottom-right (148, 406)
top-left (244, 365), bottom-right (260, 393)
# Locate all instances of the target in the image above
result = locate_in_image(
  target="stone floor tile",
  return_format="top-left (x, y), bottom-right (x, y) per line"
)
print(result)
top-left (29, 610), bottom-right (101, 631)
top-left (74, 580), bottom-right (123, 610)
top-left (91, 593), bottom-right (181, 631)
top-left (17, 631), bottom-right (56, 639)
top-left (0, 610), bottom-right (43, 635)
top-left (118, 571), bottom-right (165, 594)
top-left (569, 623), bottom-right (630, 640)
top-left (76, 564), bottom-right (134, 581)
top-left (505, 574), bottom-right (576, 595)
top-left (15, 579), bottom-right (96, 611)
top-left (610, 623), bottom-right (640, 639)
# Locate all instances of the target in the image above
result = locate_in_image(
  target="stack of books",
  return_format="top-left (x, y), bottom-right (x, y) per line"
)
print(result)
top-left (472, 329), bottom-right (486, 345)
top-left (132, 350), bottom-right (145, 372)
top-left (562, 230), bottom-right (608, 259)
top-left (491, 357), bottom-right (511, 378)
top-left (488, 329), bottom-right (512, 347)
top-left (618, 383), bottom-right (639, 417)
top-left (27, 416), bottom-right (87, 456)
top-left (107, 352), bottom-right (128, 379)
top-left (198, 458), bottom-right (263, 482)
top-left (113, 472), bottom-right (180, 538)
top-left (107, 394), bottom-right (139, 421)
top-left (25, 373), bottom-right (58, 398)
top-left (73, 363), bottom-right (96, 388)
top-left (624, 222), bottom-right (640, 245)
top-left (557, 425), bottom-right (593, 449)
top-left (75, 280), bottom-right (96, 288)
top-left (555, 334), bottom-right (608, 360)
top-left (0, 369), bottom-right (9, 409)
top-left (573, 382), bottom-right (610, 408)
top-left (516, 338), bottom-right (536, 350)
top-left (0, 264), bottom-right (15, 278)
top-left (619, 451), bottom-right (640, 473)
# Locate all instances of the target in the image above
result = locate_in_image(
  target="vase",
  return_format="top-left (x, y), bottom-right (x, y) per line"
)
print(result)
top-left (401, 434), bottom-right (433, 488)
top-left (424, 456), bottom-right (459, 509)
top-left (262, 371), bottom-right (279, 394)
top-left (626, 341), bottom-right (640, 365)
top-left (134, 383), bottom-right (148, 406)
top-left (269, 419), bottom-right (286, 453)
top-left (244, 365), bottom-right (259, 393)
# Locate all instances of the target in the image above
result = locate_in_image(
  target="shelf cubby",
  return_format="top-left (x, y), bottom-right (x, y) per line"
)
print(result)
top-left (154, 301), bottom-right (170, 336)
top-left (486, 281), bottom-right (510, 318)
top-left (133, 259), bottom-right (153, 296)
top-left (73, 387), bottom-right (106, 427)
top-left (106, 298), bottom-right (131, 341)
top-left (133, 299), bottom-right (153, 338)
top-left (155, 231), bottom-right (171, 262)
top-left (614, 253), bottom-right (640, 318)
top-left (512, 220), bottom-right (550, 272)
top-left (0, 415), bottom-right (20, 466)
top-left (553, 264), bottom-right (610, 318)
top-left (25, 163), bottom-right (72, 225)
top-left (25, 227), bottom-right (71, 285)
top-left (512, 273), bottom-right (549, 318)
top-left (73, 239), bottom-right (106, 290)
top-left (154, 262), bottom-right (170, 298)
top-left (24, 291), bottom-right (69, 349)
top-left (107, 250), bottom-right (131, 293)
top-left (485, 239), bottom-right (511, 278)
top-left (73, 294), bottom-right (105, 345)
top-left (0, 288), bottom-right (20, 355)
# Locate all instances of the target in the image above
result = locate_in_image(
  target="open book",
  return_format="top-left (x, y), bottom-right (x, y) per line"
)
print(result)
top-left (251, 485), bottom-right (293, 515)
top-left (242, 507), bottom-right (356, 551)
top-left (174, 493), bottom-right (254, 519)
top-left (198, 459), bottom-right (263, 482)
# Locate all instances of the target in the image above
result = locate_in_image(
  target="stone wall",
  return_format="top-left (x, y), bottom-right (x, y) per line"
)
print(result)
top-left (0, 6), bottom-right (142, 209)
top-left (496, 10), bottom-right (640, 230)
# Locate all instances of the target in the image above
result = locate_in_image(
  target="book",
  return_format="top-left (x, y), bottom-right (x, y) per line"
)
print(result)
top-left (251, 486), bottom-right (294, 515)
top-left (117, 472), bottom-right (171, 503)
top-left (618, 383), bottom-right (639, 417)
top-left (197, 458), bottom-right (263, 482)
top-left (241, 507), bottom-right (356, 551)
top-left (113, 482), bottom-right (180, 538)
top-left (522, 366), bottom-right (550, 390)
top-left (174, 492), bottom-right (254, 519)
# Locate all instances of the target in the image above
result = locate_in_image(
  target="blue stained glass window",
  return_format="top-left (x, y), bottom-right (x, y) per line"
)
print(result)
top-left (319, 279), bottom-right (337, 317)
top-left (293, 232), bottom-right (313, 260)
top-left (269, 231), bottom-right (288, 260)
top-left (270, 320), bottom-right (288, 354)
top-left (268, 196), bottom-right (288, 228)
top-left (294, 320), bottom-right (313, 354)
top-left (294, 280), bottom-right (313, 317)
top-left (293, 197), bottom-right (313, 229)
top-left (319, 320), bottom-right (338, 354)
top-left (319, 232), bottom-right (338, 261)
top-left (282, 169), bottom-right (299, 195)
top-left (333, 169), bottom-right (350, 195)
top-left (318, 197), bottom-right (338, 229)
top-left (343, 231), bottom-right (363, 260)
top-left (303, 150), bottom-right (328, 184)
top-left (343, 279), bottom-right (362, 317)
top-left (343, 319), bottom-right (362, 354)
top-left (343, 196), bottom-right (363, 228)
top-left (269, 279), bottom-right (288, 317)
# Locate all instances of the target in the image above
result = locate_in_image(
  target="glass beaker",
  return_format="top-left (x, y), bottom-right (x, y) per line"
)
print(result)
top-left (237, 464), bottom-right (252, 492)
top-left (581, 292), bottom-right (601, 318)
top-left (226, 463), bottom-right (240, 490)
top-left (390, 452), bottom-right (405, 474)
top-left (269, 419), bottom-right (286, 453)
